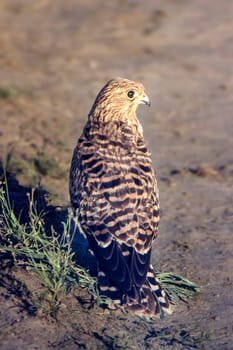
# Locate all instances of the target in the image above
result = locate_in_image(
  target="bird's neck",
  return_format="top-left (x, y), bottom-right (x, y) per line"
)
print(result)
top-left (87, 113), bottom-right (144, 144)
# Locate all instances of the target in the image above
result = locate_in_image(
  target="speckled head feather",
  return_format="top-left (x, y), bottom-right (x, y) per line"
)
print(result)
top-left (88, 78), bottom-right (150, 124)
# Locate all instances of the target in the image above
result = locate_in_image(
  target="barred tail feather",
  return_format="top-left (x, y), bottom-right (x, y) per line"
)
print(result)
top-left (146, 264), bottom-right (173, 316)
top-left (98, 270), bottom-right (122, 308)
top-left (98, 265), bottom-right (173, 317)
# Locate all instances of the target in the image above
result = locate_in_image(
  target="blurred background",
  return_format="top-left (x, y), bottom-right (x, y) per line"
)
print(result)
top-left (0, 0), bottom-right (232, 349)
top-left (1, 0), bottom-right (232, 201)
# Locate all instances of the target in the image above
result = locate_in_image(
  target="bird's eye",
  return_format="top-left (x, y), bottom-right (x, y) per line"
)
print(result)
top-left (127, 90), bottom-right (135, 99)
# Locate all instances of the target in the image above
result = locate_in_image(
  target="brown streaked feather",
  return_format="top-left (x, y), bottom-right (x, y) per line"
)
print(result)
top-left (69, 78), bottom-right (171, 317)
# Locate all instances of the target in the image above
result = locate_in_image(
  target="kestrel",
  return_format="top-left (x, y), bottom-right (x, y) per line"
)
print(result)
top-left (70, 78), bottom-right (172, 317)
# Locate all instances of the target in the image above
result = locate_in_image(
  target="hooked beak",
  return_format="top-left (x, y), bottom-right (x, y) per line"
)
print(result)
top-left (139, 94), bottom-right (151, 107)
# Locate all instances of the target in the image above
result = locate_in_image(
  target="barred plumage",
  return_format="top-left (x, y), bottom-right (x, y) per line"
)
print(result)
top-left (70, 78), bottom-right (172, 317)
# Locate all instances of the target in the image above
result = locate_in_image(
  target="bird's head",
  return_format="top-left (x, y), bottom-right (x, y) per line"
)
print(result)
top-left (88, 78), bottom-right (150, 124)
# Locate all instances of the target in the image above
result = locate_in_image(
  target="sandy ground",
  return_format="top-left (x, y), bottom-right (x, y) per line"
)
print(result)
top-left (0, 0), bottom-right (233, 349)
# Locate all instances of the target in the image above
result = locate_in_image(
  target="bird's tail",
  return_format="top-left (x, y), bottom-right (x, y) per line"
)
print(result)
top-left (125, 265), bottom-right (173, 317)
top-left (98, 265), bottom-right (173, 317)
top-left (98, 270), bottom-right (123, 308)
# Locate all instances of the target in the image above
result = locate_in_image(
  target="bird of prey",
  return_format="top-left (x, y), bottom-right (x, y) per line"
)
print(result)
top-left (70, 78), bottom-right (172, 317)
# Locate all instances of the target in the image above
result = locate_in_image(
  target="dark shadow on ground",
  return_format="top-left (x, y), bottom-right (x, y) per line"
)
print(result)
top-left (0, 259), bottom-right (37, 315)
top-left (0, 160), bottom-right (67, 230)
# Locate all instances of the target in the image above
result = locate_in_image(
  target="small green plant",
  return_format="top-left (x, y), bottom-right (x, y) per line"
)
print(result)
top-left (158, 271), bottom-right (201, 304)
top-left (34, 153), bottom-right (67, 179)
top-left (0, 85), bottom-right (17, 99)
top-left (0, 183), bottom-right (98, 316)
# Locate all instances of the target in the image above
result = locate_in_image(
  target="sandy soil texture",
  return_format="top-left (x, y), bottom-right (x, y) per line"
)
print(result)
top-left (0, 1), bottom-right (233, 349)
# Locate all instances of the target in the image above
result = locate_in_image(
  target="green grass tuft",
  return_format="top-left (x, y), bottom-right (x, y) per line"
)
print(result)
top-left (0, 85), bottom-right (17, 99)
top-left (0, 183), bottom-right (98, 316)
top-left (158, 271), bottom-right (201, 304)
top-left (33, 153), bottom-right (67, 179)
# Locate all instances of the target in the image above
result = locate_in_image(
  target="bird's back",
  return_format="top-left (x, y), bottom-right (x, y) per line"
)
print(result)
top-left (69, 78), bottom-right (172, 317)
top-left (70, 118), bottom-right (159, 255)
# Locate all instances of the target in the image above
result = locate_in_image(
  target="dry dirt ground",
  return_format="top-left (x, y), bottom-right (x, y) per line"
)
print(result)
top-left (0, 0), bottom-right (233, 349)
